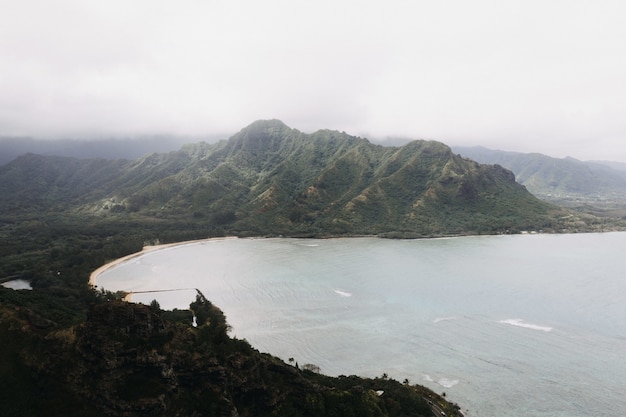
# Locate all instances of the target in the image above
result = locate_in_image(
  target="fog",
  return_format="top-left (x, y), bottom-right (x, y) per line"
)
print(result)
top-left (2, 1), bottom-right (625, 162)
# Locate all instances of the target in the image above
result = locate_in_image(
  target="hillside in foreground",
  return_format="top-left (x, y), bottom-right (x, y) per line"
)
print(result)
top-left (0, 292), bottom-right (461, 417)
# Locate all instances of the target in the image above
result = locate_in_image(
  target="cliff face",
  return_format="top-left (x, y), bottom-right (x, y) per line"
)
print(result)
top-left (1, 298), bottom-right (457, 417)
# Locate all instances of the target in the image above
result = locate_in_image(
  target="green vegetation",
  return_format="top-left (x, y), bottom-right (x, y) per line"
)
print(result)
top-left (1, 119), bottom-right (623, 416)
top-left (0, 291), bottom-right (462, 416)
top-left (454, 145), bottom-right (626, 214)
top-left (3, 120), bottom-right (619, 241)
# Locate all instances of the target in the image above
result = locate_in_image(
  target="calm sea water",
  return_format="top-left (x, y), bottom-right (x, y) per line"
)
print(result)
top-left (97, 233), bottom-right (626, 417)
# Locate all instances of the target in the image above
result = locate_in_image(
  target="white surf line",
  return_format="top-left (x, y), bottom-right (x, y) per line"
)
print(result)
top-left (433, 316), bottom-right (459, 323)
top-left (498, 318), bottom-right (553, 332)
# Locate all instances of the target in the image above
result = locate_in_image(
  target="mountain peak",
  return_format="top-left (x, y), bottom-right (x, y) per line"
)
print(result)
top-left (246, 118), bottom-right (289, 128)
top-left (238, 119), bottom-right (293, 135)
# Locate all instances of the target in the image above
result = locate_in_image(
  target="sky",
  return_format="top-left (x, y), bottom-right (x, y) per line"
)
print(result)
top-left (1, 0), bottom-right (625, 161)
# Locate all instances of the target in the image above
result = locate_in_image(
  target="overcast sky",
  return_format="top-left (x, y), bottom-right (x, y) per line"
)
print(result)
top-left (1, 0), bottom-right (625, 161)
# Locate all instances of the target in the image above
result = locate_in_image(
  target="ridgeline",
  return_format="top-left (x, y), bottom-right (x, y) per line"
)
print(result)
top-left (1, 120), bottom-right (622, 416)
top-left (2, 119), bottom-right (609, 238)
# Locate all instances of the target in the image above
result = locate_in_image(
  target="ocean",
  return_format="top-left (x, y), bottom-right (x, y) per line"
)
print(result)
top-left (96, 232), bottom-right (626, 417)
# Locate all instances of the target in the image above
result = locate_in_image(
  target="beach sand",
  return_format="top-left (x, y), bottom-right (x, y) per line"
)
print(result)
top-left (89, 237), bottom-right (238, 288)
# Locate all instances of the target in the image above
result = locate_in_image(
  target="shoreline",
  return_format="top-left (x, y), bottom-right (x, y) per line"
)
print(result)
top-left (89, 230), bottom-right (620, 289)
top-left (88, 236), bottom-right (238, 288)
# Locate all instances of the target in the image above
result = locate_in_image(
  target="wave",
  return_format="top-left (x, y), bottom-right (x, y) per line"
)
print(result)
top-left (433, 316), bottom-right (458, 324)
top-left (438, 378), bottom-right (460, 388)
top-left (297, 241), bottom-right (320, 247)
top-left (499, 318), bottom-right (553, 332)
top-left (422, 374), bottom-right (459, 388)
top-left (334, 289), bottom-right (352, 297)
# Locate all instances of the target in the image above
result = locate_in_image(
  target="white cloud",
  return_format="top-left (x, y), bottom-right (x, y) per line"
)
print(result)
top-left (1, 0), bottom-right (625, 161)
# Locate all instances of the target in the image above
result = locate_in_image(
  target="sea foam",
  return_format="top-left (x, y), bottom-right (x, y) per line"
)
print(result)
top-left (499, 318), bottom-right (552, 332)
top-left (422, 374), bottom-right (459, 388)
top-left (438, 378), bottom-right (460, 388)
top-left (433, 316), bottom-right (458, 323)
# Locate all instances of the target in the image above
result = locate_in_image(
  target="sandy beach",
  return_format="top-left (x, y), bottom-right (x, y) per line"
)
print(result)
top-left (89, 236), bottom-right (238, 288)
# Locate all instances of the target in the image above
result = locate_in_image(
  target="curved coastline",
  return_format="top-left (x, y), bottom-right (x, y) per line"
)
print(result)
top-left (88, 232), bottom-right (566, 288)
top-left (89, 236), bottom-right (239, 288)
top-left (85, 231), bottom-right (626, 417)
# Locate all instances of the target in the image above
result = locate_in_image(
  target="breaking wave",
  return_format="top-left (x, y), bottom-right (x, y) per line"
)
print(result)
top-left (499, 318), bottom-right (553, 332)
top-left (433, 316), bottom-right (458, 324)
top-left (423, 374), bottom-right (459, 388)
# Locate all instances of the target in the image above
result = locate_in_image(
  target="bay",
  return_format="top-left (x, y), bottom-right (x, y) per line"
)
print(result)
top-left (96, 232), bottom-right (626, 417)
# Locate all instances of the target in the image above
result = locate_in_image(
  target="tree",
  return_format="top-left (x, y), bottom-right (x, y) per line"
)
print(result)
top-left (149, 299), bottom-right (161, 311)
top-left (302, 363), bottom-right (320, 373)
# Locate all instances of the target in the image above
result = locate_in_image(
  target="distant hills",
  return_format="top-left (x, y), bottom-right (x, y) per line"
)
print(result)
top-left (453, 146), bottom-right (626, 210)
top-left (0, 135), bottom-right (200, 165)
top-left (1, 119), bottom-right (594, 237)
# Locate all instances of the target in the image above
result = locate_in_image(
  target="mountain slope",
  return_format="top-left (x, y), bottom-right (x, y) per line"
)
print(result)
top-left (453, 146), bottom-right (626, 209)
top-left (0, 293), bottom-right (454, 417)
top-left (0, 120), bottom-right (586, 236)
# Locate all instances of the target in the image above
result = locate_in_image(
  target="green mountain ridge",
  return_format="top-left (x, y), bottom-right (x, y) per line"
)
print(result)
top-left (453, 146), bottom-right (626, 210)
top-left (1, 120), bottom-right (586, 236)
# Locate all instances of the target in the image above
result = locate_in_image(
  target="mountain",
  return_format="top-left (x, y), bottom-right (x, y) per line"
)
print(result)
top-left (1, 119), bottom-right (580, 237)
top-left (0, 135), bottom-right (204, 165)
top-left (588, 160), bottom-right (626, 174)
top-left (453, 146), bottom-right (626, 210)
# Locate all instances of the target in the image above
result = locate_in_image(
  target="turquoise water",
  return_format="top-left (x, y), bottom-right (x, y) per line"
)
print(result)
top-left (97, 233), bottom-right (626, 417)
